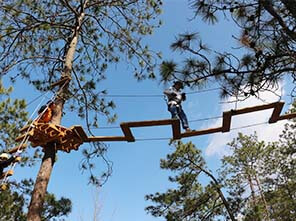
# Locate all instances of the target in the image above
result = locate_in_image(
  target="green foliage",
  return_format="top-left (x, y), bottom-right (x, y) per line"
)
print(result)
top-left (160, 0), bottom-right (296, 98)
top-left (0, 81), bottom-right (42, 167)
top-left (0, 179), bottom-right (72, 221)
top-left (221, 133), bottom-right (269, 220)
top-left (0, 81), bottom-right (28, 149)
top-left (221, 127), bottom-right (296, 220)
top-left (0, 0), bottom-right (164, 188)
top-left (147, 112), bottom-right (296, 220)
top-left (42, 194), bottom-right (72, 221)
top-left (0, 0), bottom-right (163, 124)
top-left (146, 141), bottom-right (227, 221)
top-left (0, 186), bottom-right (26, 221)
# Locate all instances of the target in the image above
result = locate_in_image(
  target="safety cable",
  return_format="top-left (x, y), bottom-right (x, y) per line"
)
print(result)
top-left (230, 122), bottom-right (268, 130)
top-left (135, 137), bottom-right (171, 141)
top-left (83, 115), bottom-right (223, 130)
top-left (189, 116), bottom-right (222, 122)
top-left (134, 121), bottom-right (269, 141)
top-left (26, 92), bottom-right (49, 107)
top-left (1, 80), bottom-right (69, 186)
top-left (98, 87), bottom-right (220, 98)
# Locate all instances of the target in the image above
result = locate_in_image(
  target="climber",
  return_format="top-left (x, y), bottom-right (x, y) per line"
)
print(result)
top-left (0, 153), bottom-right (21, 178)
top-left (37, 100), bottom-right (56, 123)
top-left (164, 81), bottom-right (191, 132)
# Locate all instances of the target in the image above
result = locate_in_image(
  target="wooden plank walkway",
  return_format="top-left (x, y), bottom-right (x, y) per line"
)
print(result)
top-left (84, 101), bottom-right (296, 142)
top-left (15, 101), bottom-right (296, 150)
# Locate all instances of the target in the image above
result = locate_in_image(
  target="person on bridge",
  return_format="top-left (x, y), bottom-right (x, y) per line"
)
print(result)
top-left (164, 81), bottom-right (191, 132)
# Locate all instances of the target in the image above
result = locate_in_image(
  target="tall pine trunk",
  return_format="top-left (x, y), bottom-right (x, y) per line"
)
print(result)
top-left (192, 164), bottom-right (236, 221)
top-left (255, 174), bottom-right (270, 221)
top-left (27, 7), bottom-right (86, 220)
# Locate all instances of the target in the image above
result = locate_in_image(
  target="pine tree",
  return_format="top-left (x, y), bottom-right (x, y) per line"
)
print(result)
top-left (0, 81), bottom-right (28, 149)
top-left (0, 83), bottom-right (71, 220)
top-left (147, 125), bottom-right (296, 220)
top-left (0, 179), bottom-right (72, 221)
top-left (221, 129), bottom-right (296, 220)
top-left (0, 1), bottom-right (163, 220)
top-left (159, 0), bottom-right (296, 98)
top-left (221, 133), bottom-right (271, 220)
top-left (146, 141), bottom-right (235, 221)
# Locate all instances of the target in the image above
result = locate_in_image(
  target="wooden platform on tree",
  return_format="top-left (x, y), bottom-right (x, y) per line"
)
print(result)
top-left (16, 123), bottom-right (83, 153)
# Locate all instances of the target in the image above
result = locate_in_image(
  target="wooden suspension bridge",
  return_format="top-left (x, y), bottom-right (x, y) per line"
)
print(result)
top-left (14, 101), bottom-right (296, 153)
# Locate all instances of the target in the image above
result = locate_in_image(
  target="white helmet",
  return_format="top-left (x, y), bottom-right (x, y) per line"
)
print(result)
top-left (0, 153), bottom-right (9, 160)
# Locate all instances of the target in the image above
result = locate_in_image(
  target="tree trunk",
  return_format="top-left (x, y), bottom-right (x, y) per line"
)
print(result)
top-left (261, 0), bottom-right (296, 40)
top-left (280, 0), bottom-right (296, 19)
top-left (255, 174), bottom-right (270, 221)
top-left (190, 162), bottom-right (237, 221)
top-left (26, 145), bottom-right (56, 221)
top-left (27, 4), bottom-right (87, 220)
top-left (247, 173), bottom-right (256, 204)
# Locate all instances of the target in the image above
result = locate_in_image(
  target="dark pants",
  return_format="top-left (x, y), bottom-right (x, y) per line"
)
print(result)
top-left (0, 157), bottom-right (15, 175)
top-left (168, 105), bottom-right (189, 129)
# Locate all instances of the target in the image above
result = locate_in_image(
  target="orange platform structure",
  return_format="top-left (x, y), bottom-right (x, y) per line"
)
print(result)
top-left (16, 123), bottom-right (84, 153)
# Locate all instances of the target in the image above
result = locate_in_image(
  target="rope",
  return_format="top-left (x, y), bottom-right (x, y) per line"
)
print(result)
top-left (98, 87), bottom-right (220, 98)
top-left (132, 121), bottom-right (269, 141)
top-left (26, 93), bottom-right (48, 107)
top-left (135, 137), bottom-right (171, 141)
top-left (1, 80), bottom-right (69, 186)
top-left (85, 115), bottom-right (223, 130)
top-left (189, 116), bottom-right (222, 122)
top-left (230, 122), bottom-right (268, 130)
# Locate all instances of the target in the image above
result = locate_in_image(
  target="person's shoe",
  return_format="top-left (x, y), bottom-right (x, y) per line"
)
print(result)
top-left (185, 128), bottom-right (192, 132)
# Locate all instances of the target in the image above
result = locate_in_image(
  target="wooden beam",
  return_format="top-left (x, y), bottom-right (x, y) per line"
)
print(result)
top-left (230, 102), bottom-right (276, 116)
top-left (171, 119), bottom-right (181, 139)
top-left (123, 119), bottom-right (177, 127)
top-left (0, 170), bottom-right (13, 180)
top-left (72, 125), bottom-right (88, 141)
top-left (15, 130), bottom-right (34, 142)
top-left (7, 144), bottom-right (27, 154)
top-left (181, 127), bottom-right (223, 138)
top-left (120, 123), bottom-right (135, 142)
top-left (50, 76), bottom-right (71, 88)
top-left (222, 111), bottom-right (232, 132)
top-left (278, 113), bottom-right (296, 121)
top-left (86, 136), bottom-right (127, 142)
top-left (269, 101), bottom-right (284, 123)
top-left (19, 124), bottom-right (32, 133)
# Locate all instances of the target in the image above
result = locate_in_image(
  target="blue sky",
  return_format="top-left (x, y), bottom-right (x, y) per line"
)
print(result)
top-left (2, 1), bottom-right (294, 220)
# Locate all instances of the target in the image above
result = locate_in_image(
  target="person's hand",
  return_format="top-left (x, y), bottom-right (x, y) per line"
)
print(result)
top-left (181, 93), bottom-right (186, 100)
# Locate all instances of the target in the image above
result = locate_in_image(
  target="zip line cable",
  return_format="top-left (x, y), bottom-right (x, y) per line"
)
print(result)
top-left (189, 116), bottom-right (222, 122)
